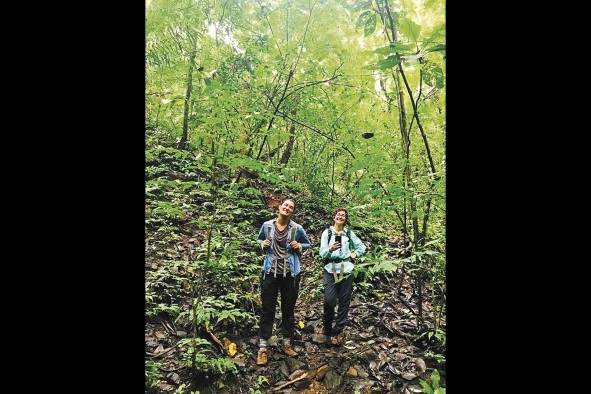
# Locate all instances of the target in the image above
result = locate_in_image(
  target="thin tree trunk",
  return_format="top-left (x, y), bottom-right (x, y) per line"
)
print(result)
top-left (394, 69), bottom-right (418, 243)
top-left (379, 0), bottom-right (424, 326)
top-left (417, 271), bottom-right (423, 326)
top-left (206, 156), bottom-right (217, 264)
top-left (331, 139), bottom-right (336, 204)
top-left (256, 70), bottom-right (294, 160)
top-left (280, 123), bottom-right (296, 164)
top-left (398, 62), bottom-right (439, 246)
top-left (421, 180), bottom-right (436, 244)
top-left (398, 66), bottom-right (436, 178)
top-left (179, 44), bottom-right (197, 150)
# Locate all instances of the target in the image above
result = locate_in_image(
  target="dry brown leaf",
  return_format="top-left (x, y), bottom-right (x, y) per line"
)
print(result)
top-left (316, 364), bottom-right (329, 380)
top-left (346, 367), bottom-right (358, 377)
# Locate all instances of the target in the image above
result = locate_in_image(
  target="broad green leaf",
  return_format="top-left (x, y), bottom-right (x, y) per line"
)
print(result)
top-left (356, 10), bottom-right (371, 28)
top-left (364, 12), bottom-right (376, 36)
top-left (373, 43), bottom-right (413, 55)
top-left (399, 16), bottom-right (421, 42)
top-left (388, 184), bottom-right (402, 197)
top-left (356, 10), bottom-right (376, 36)
top-left (377, 54), bottom-right (401, 70)
top-left (423, 63), bottom-right (444, 88)
top-left (431, 369), bottom-right (440, 388)
top-left (400, 0), bottom-right (416, 15)
top-left (422, 23), bottom-right (445, 47)
top-left (419, 380), bottom-right (434, 394)
top-left (425, 44), bottom-right (446, 53)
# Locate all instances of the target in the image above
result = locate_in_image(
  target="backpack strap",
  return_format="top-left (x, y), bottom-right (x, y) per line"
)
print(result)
top-left (342, 227), bottom-right (353, 251)
top-left (325, 228), bottom-right (332, 261)
top-left (323, 227), bottom-right (332, 265)
top-left (265, 224), bottom-right (270, 240)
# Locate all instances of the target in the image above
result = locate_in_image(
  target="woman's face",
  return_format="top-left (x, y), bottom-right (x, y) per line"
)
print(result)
top-left (279, 200), bottom-right (295, 217)
top-left (334, 210), bottom-right (347, 225)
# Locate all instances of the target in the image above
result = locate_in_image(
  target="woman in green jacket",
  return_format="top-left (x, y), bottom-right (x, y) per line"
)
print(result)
top-left (319, 208), bottom-right (366, 346)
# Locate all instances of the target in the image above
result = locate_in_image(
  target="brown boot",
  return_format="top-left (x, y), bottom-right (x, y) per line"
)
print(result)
top-left (256, 348), bottom-right (268, 366)
top-left (281, 344), bottom-right (298, 357)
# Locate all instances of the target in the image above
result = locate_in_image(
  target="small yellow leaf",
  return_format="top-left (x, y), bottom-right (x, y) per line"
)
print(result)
top-left (298, 321), bottom-right (305, 329)
top-left (227, 342), bottom-right (237, 357)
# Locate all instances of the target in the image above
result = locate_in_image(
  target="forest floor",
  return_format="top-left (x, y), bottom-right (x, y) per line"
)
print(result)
top-left (145, 147), bottom-right (446, 394)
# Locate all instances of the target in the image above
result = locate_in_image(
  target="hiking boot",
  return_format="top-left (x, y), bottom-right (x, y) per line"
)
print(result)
top-left (256, 348), bottom-right (268, 366)
top-left (281, 344), bottom-right (298, 357)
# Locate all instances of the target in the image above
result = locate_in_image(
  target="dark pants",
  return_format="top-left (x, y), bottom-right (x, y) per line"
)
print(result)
top-left (323, 270), bottom-right (354, 336)
top-left (258, 272), bottom-right (301, 340)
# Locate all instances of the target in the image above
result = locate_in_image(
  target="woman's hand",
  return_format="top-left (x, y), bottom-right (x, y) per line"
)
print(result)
top-left (261, 239), bottom-right (271, 249)
top-left (329, 242), bottom-right (341, 251)
top-left (349, 251), bottom-right (357, 259)
top-left (290, 240), bottom-right (301, 251)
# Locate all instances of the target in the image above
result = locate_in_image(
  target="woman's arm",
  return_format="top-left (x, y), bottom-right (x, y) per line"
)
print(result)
top-left (296, 225), bottom-right (312, 250)
top-left (256, 224), bottom-right (268, 251)
top-left (319, 229), bottom-right (331, 259)
top-left (349, 230), bottom-right (366, 257)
